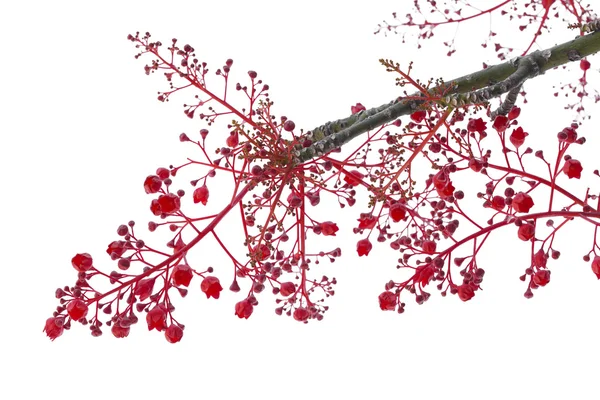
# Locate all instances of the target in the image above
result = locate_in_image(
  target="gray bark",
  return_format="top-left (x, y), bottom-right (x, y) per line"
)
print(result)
top-left (294, 25), bottom-right (600, 164)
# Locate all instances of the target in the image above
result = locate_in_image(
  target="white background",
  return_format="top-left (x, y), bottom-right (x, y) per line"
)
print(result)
top-left (2, 1), bottom-right (600, 399)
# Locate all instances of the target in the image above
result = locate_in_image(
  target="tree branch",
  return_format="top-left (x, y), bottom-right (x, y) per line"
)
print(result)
top-left (294, 25), bottom-right (600, 164)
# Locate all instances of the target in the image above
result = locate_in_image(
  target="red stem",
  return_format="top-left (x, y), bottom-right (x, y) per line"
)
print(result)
top-left (406, 1), bottom-right (511, 28)
top-left (488, 162), bottom-right (593, 210)
top-left (521, 6), bottom-right (552, 56)
top-left (383, 108), bottom-right (451, 191)
top-left (441, 210), bottom-right (599, 256)
top-left (86, 183), bottom-right (252, 305)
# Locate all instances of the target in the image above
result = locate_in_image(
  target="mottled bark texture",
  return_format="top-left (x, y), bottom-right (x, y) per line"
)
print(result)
top-left (294, 23), bottom-right (600, 164)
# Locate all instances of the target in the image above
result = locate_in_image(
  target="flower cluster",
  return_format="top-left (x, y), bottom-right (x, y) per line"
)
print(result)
top-left (45, 2), bottom-right (600, 342)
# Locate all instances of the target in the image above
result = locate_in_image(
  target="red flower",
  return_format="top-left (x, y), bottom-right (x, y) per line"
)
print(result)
top-left (357, 214), bottom-right (377, 229)
top-left (414, 264), bottom-right (435, 286)
top-left (135, 278), bottom-right (156, 301)
top-left (235, 299), bottom-right (254, 319)
top-left (437, 182), bottom-right (455, 198)
top-left (344, 170), bottom-right (364, 186)
top-left (507, 106), bottom-right (521, 120)
top-left (200, 276), bottom-right (223, 299)
top-left (432, 170), bottom-right (455, 199)
top-left (469, 158), bottom-right (484, 172)
top-left (562, 159), bottom-right (582, 179)
top-left (410, 110), bottom-right (427, 123)
top-left (592, 256), bottom-right (600, 279)
top-left (150, 199), bottom-right (161, 216)
top-left (518, 223), bottom-right (536, 241)
top-left (580, 59), bottom-right (591, 71)
top-left (533, 249), bottom-right (548, 268)
top-left (172, 264), bottom-right (193, 287)
top-left (279, 282), bottom-right (296, 297)
top-left (492, 115), bottom-right (509, 133)
top-left (467, 118), bottom-right (487, 134)
top-left (144, 175), bottom-right (162, 194)
top-left (356, 238), bottom-right (372, 257)
top-left (512, 192), bottom-right (534, 213)
top-left (533, 270), bottom-right (551, 286)
top-left (558, 126), bottom-right (578, 143)
top-left (66, 299), bottom-right (89, 321)
top-left (43, 317), bottom-right (65, 341)
top-left (293, 307), bottom-right (310, 322)
top-left (432, 171), bottom-right (449, 187)
top-left (226, 131), bottom-right (239, 147)
top-left (252, 244), bottom-right (271, 261)
top-left (106, 241), bottom-right (127, 258)
top-left (156, 193), bottom-right (181, 214)
top-left (378, 291), bottom-right (397, 311)
top-left (193, 185), bottom-right (209, 205)
top-left (165, 324), bottom-right (184, 343)
top-left (509, 126), bottom-right (528, 148)
top-left (389, 203), bottom-right (406, 222)
top-left (320, 221), bottom-right (339, 236)
top-left (156, 167), bottom-right (170, 180)
top-left (421, 240), bottom-right (437, 255)
top-left (111, 323), bottom-right (130, 339)
top-left (351, 103), bottom-right (366, 114)
top-left (306, 191), bottom-right (320, 206)
top-left (287, 192), bottom-right (303, 208)
top-left (146, 305), bottom-right (167, 331)
top-left (71, 253), bottom-right (93, 272)
top-left (491, 195), bottom-right (505, 211)
top-left (458, 284), bottom-right (475, 301)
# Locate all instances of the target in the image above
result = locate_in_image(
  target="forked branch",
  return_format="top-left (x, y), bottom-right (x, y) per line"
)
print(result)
top-left (294, 23), bottom-right (600, 164)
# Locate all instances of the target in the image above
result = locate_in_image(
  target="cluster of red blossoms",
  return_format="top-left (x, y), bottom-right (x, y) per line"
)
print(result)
top-left (46, 243), bottom-right (225, 341)
top-left (45, 32), bottom-right (343, 342)
top-left (45, 103), bottom-right (599, 341)
top-left (46, 5), bottom-right (600, 342)
top-left (371, 104), bottom-right (598, 314)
